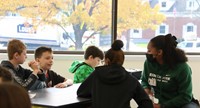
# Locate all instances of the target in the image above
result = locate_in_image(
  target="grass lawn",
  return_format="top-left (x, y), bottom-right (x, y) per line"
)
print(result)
top-left (136, 43), bottom-right (147, 48)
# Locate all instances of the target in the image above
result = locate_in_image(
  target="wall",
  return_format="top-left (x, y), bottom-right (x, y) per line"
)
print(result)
top-left (0, 53), bottom-right (199, 104)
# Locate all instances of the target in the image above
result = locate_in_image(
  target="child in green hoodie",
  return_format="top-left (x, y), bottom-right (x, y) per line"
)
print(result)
top-left (69, 46), bottom-right (104, 83)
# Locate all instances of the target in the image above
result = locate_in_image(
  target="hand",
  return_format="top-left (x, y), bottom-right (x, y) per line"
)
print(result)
top-left (153, 103), bottom-right (161, 108)
top-left (54, 83), bottom-right (66, 88)
top-left (65, 79), bottom-right (73, 86)
top-left (144, 88), bottom-right (153, 96)
top-left (28, 60), bottom-right (40, 75)
top-left (28, 60), bottom-right (39, 70)
top-left (54, 79), bottom-right (73, 88)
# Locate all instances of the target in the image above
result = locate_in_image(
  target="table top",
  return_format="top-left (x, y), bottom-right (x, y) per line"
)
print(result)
top-left (126, 69), bottom-right (142, 80)
top-left (30, 83), bottom-right (91, 107)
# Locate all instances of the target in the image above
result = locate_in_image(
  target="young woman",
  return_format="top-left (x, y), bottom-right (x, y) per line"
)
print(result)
top-left (141, 34), bottom-right (199, 108)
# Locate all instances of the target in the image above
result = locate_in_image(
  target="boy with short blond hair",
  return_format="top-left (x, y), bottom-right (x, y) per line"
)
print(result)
top-left (69, 45), bottom-right (104, 83)
top-left (1, 39), bottom-right (46, 90)
top-left (34, 46), bottom-right (73, 88)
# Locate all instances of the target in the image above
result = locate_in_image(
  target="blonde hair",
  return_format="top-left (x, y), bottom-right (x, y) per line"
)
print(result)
top-left (7, 39), bottom-right (26, 60)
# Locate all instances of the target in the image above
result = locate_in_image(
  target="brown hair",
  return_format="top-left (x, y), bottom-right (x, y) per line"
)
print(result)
top-left (0, 83), bottom-right (31, 108)
top-left (0, 66), bottom-right (12, 82)
top-left (34, 46), bottom-right (52, 59)
top-left (84, 46), bottom-right (104, 60)
top-left (105, 40), bottom-right (124, 65)
top-left (7, 39), bottom-right (26, 60)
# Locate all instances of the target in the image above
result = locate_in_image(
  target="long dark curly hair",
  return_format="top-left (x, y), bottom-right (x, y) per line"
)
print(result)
top-left (150, 34), bottom-right (188, 69)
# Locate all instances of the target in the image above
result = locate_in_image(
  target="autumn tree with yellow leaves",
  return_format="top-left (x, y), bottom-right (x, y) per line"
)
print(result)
top-left (0, 0), bottom-right (165, 50)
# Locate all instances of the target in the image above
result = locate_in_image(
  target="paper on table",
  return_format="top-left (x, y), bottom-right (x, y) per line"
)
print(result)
top-left (28, 91), bottom-right (36, 99)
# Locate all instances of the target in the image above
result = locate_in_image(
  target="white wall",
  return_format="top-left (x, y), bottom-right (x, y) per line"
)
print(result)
top-left (0, 53), bottom-right (199, 101)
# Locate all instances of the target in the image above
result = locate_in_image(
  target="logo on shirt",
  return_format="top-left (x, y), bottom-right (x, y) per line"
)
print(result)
top-left (149, 73), bottom-right (171, 85)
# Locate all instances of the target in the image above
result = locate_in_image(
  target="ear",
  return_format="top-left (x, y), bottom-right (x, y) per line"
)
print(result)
top-left (14, 52), bottom-right (19, 59)
top-left (88, 55), bottom-right (94, 60)
top-left (35, 58), bottom-right (40, 62)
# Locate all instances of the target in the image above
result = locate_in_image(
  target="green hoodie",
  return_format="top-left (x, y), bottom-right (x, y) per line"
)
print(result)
top-left (141, 60), bottom-right (192, 108)
top-left (69, 61), bottom-right (94, 83)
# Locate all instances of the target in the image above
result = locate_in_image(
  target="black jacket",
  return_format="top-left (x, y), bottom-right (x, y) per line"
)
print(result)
top-left (1, 60), bottom-right (45, 90)
top-left (45, 70), bottom-right (65, 87)
top-left (77, 64), bottom-right (153, 108)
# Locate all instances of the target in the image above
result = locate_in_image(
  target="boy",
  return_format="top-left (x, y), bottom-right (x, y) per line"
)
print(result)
top-left (34, 46), bottom-right (73, 88)
top-left (1, 39), bottom-right (46, 90)
top-left (0, 66), bottom-right (12, 83)
top-left (69, 45), bottom-right (104, 83)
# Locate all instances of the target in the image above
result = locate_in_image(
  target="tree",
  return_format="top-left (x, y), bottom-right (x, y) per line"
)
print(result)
top-left (0, 0), bottom-right (165, 50)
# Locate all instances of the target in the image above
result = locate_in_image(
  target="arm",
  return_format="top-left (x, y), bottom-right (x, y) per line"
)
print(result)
top-left (54, 79), bottom-right (73, 88)
top-left (141, 61), bottom-right (151, 95)
top-left (37, 73), bottom-right (46, 81)
top-left (161, 65), bottom-right (193, 108)
top-left (23, 68), bottom-right (45, 81)
top-left (77, 71), bottom-right (94, 98)
top-left (8, 68), bottom-right (38, 90)
top-left (74, 66), bottom-right (93, 83)
top-left (47, 70), bottom-right (73, 88)
top-left (28, 61), bottom-right (45, 81)
top-left (133, 80), bottom-right (153, 108)
top-left (140, 61), bottom-right (156, 105)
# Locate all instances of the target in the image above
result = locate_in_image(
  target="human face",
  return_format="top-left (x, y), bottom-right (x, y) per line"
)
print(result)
top-left (147, 42), bottom-right (159, 58)
top-left (91, 57), bottom-right (101, 68)
top-left (36, 51), bottom-right (53, 71)
top-left (147, 42), bottom-right (162, 62)
top-left (16, 50), bottom-right (27, 64)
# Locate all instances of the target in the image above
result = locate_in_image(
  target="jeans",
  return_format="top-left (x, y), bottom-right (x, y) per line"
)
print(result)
top-left (29, 80), bottom-right (46, 90)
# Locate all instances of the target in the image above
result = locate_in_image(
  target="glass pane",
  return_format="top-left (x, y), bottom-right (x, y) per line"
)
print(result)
top-left (117, 0), bottom-right (200, 52)
top-left (186, 43), bottom-right (193, 47)
top-left (0, 0), bottom-right (112, 51)
top-left (196, 43), bottom-right (200, 48)
top-left (160, 26), bottom-right (166, 34)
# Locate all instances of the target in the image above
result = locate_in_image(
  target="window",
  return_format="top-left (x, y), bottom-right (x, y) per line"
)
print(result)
top-left (186, 0), bottom-right (199, 10)
top-left (155, 24), bottom-right (169, 36)
top-left (161, 2), bottom-right (167, 7)
top-left (0, 0), bottom-right (112, 51)
top-left (189, 1), bottom-right (193, 8)
top-left (118, 0), bottom-right (199, 53)
top-left (196, 43), bottom-right (200, 48)
top-left (133, 29), bottom-right (139, 33)
top-left (186, 42), bottom-right (193, 47)
top-left (160, 26), bottom-right (166, 34)
top-left (0, 0), bottom-right (200, 53)
top-left (187, 26), bottom-right (193, 32)
top-left (183, 23), bottom-right (197, 41)
top-left (130, 29), bottom-right (142, 38)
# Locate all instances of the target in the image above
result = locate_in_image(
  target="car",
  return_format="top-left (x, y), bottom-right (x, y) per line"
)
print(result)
top-left (177, 40), bottom-right (200, 52)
